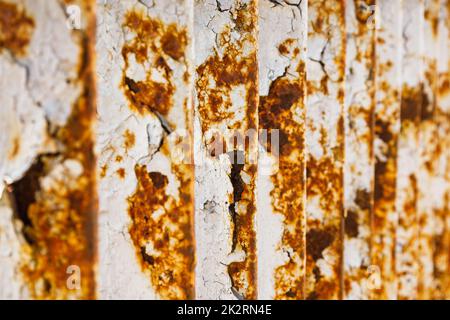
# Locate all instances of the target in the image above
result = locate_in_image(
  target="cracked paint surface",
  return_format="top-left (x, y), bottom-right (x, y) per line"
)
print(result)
top-left (2, 0), bottom-right (450, 301)
top-left (305, 0), bottom-right (346, 300)
top-left (194, 0), bottom-right (258, 300)
top-left (257, 0), bottom-right (307, 300)
top-left (97, 0), bottom-right (195, 299)
top-left (0, 0), bottom-right (97, 299)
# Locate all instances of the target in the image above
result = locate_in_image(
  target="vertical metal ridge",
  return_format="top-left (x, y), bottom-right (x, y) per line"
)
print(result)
top-left (343, 0), bottom-right (376, 300)
top-left (257, 0), bottom-right (307, 300)
top-left (396, 0), bottom-right (424, 300)
top-left (432, 0), bottom-right (450, 299)
top-left (417, 0), bottom-right (440, 300)
top-left (372, 0), bottom-right (402, 300)
top-left (305, 0), bottom-right (346, 300)
top-left (194, 0), bottom-right (258, 300)
top-left (97, 0), bottom-right (195, 299)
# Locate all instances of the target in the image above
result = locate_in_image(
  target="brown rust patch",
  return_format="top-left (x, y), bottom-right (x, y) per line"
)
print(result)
top-left (13, 2), bottom-right (97, 299)
top-left (121, 10), bottom-right (187, 117)
top-left (421, 67), bottom-right (436, 121)
top-left (305, 154), bottom-right (344, 300)
top-left (160, 24), bottom-right (187, 61)
top-left (397, 82), bottom-right (421, 299)
top-left (195, 5), bottom-right (258, 133)
top-left (116, 168), bottom-right (125, 179)
top-left (425, 4), bottom-right (439, 38)
top-left (372, 35), bottom-right (402, 299)
top-left (401, 85), bottom-right (422, 122)
top-left (307, 228), bottom-right (335, 261)
top-left (99, 164), bottom-right (108, 178)
top-left (345, 211), bottom-right (359, 238)
top-left (0, 0), bottom-right (34, 57)
top-left (123, 129), bottom-right (136, 151)
top-left (127, 161), bottom-right (194, 300)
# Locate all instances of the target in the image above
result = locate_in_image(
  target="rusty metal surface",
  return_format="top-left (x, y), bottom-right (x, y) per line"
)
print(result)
top-left (396, 0), bottom-right (423, 300)
top-left (257, 0), bottom-right (307, 300)
top-left (1, 0), bottom-right (450, 301)
top-left (1, 0), bottom-right (97, 299)
top-left (97, 0), bottom-right (195, 299)
top-left (305, 0), bottom-right (346, 300)
top-left (194, 0), bottom-right (259, 300)
top-left (432, 0), bottom-right (450, 299)
top-left (417, 0), bottom-right (440, 300)
top-left (372, 0), bottom-right (402, 300)
top-left (343, 0), bottom-right (376, 300)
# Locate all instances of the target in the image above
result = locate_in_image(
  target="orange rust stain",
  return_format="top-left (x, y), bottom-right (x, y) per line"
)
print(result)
top-left (433, 210), bottom-right (450, 299)
top-left (115, 155), bottom-right (123, 162)
top-left (425, 5), bottom-right (439, 38)
top-left (161, 24), bottom-right (187, 61)
top-left (8, 136), bottom-right (20, 160)
top-left (116, 168), bottom-right (125, 179)
top-left (305, 0), bottom-right (346, 300)
top-left (121, 10), bottom-right (187, 117)
top-left (396, 85), bottom-right (422, 299)
top-left (127, 160), bottom-right (194, 300)
top-left (123, 129), bottom-right (136, 151)
top-left (195, 2), bottom-right (258, 299)
top-left (401, 85), bottom-right (423, 123)
top-left (371, 55), bottom-right (401, 299)
top-left (13, 2), bottom-right (97, 299)
top-left (0, 0), bottom-right (34, 56)
top-left (259, 39), bottom-right (306, 300)
top-left (227, 158), bottom-right (257, 300)
top-left (306, 154), bottom-right (344, 300)
top-left (277, 38), bottom-right (295, 56)
top-left (343, 0), bottom-right (376, 299)
top-left (100, 164), bottom-right (108, 178)
top-left (121, 9), bottom-right (194, 300)
top-left (195, 9), bottom-right (258, 133)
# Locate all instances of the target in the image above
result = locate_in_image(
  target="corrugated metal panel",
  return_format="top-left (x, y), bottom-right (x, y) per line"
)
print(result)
top-left (305, 0), bottom-right (346, 300)
top-left (433, 0), bottom-right (450, 299)
top-left (96, 0), bottom-right (195, 299)
top-left (372, 0), bottom-right (402, 300)
top-left (417, 0), bottom-right (440, 300)
top-left (396, 0), bottom-right (423, 300)
top-left (257, 0), bottom-right (307, 300)
top-left (194, 0), bottom-right (258, 300)
top-left (1, 0), bottom-right (450, 300)
top-left (343, 0), bottom-right (376, 300)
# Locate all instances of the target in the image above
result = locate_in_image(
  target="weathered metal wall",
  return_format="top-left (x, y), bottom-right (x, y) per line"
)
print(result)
top-left (1, 0), bottom-right (450, 300)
